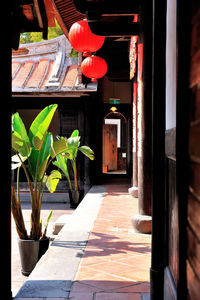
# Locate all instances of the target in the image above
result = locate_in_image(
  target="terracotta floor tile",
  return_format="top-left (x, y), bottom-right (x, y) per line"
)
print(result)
top-left (101, 252), bottom-right (138, 262)
top-left (75, 266), bottom-right (100, 280)
top-left (78, 274), bottom-right (135, 291)
top-left (68, 292), bottom-right (94, 300)
top-left (80, 255), bottom-right (108, 266)
top-left (123, 269), bottom-right (150, 282)
top-left (83, 247), bottom-right (121, 259)
top-left (118, 255), bottom-right (151, 268)
top-left (70, 281), bottom-right (103, 293)
top-left (86, 260), bottom-right (138, 277)
top-left (95, 292), bottom-right (142, 300)
top-left (112, 282), bottom-right (150, 293)
top-left (72, 184), bottom-right (151, 297)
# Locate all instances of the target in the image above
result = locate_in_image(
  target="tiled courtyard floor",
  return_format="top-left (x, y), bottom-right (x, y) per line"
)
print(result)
top-left (68, 184), bottom-right (151, 300)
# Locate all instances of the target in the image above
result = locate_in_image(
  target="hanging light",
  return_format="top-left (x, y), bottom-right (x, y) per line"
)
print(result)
top-left (69, 19), bottom-right (105, 57)
top-left (110, 107), bottom-right (118, 112)
top-left (81, 55), bottom-right (107, 82)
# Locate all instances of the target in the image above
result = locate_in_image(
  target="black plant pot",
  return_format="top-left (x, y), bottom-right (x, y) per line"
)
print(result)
top-left (68, 189), bottom-right (84, 208)
top-left (18, 237), bottom-right (50, 276)
top-left (38, 237), bottom-right (50, 260)
top-left (18, 239), bottom-right (39, 276)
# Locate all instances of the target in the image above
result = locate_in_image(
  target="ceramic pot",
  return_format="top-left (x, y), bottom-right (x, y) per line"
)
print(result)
top-left (38, 237), bottom-right (50, 260)
top-left (68, 189), bottom-right (84, 208)
top-left (18, 239), bottom-right (39, 276)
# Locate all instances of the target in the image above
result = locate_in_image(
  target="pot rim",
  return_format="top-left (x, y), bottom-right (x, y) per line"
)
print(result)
top-left (18, 238), bottom-right (39, 242)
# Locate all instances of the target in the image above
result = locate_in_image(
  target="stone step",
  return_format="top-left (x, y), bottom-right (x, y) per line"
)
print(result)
top-left (14, 185), bottom-right (106, 299)
top-left (52, 214), bottom-right (72, 235)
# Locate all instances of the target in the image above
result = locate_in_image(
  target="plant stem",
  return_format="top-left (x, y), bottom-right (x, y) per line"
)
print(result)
top-left (11, 182), bottom-right (28, 239)
top-left (34, 149), bottom-right (41, 205)
top-left (16, 153), bottom-right (34, 205)
top-left (17, 166), bottom-right (20, 202)
top-left (71, 159), bottom-right (78, 191)
top-left (38, 156), bottom-right (53, 204)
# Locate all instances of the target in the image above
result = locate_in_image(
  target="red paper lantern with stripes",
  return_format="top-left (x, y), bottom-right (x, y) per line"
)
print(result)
top-left (69, 19), bottom-right (105, 56)
top-left (81, 55), bottom-right (107, 82)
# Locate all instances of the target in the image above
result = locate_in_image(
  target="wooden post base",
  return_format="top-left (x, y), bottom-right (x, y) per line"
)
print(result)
top-left (128, 186), bottom-right (138, 198)
top-left (132, 214), bottom-right (152, 234)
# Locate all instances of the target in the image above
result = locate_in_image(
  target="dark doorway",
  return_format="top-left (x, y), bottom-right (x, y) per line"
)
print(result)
top-left (102, 110), bottom-right (127, 175)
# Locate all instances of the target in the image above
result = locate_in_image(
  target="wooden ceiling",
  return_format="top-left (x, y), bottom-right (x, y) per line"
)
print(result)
top-left (53, 0), bottom-right (85, 31)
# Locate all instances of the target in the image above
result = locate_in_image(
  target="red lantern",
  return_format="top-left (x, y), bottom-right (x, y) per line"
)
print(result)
top-left (69, 19), bottom-right (105, 56)
top-left (81, 55), bottom-right (107, 82)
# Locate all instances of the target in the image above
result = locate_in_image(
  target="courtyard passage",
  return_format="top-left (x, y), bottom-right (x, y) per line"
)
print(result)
top-left (69, 184), bottom-right (151, 300)
top-left (13, 183), bottom-right (151, 299)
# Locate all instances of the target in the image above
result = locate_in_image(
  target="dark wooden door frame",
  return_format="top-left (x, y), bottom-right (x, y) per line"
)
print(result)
top-left (176, 1), bottom-right (191, 298)
top-left (151, 1), bottom-right (191, 299)
top-left (151, 0), bottom-right (167, 299)
top-left (101, 103), bottom-right (132, 180)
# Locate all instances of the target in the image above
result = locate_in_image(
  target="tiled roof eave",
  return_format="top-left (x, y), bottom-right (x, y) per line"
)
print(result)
top-left (12, 82), bottom-right (98, 97)
top-left (12, 91), bottom-right (92, 97)
top-left (12, 35), bottom-right (98, 95)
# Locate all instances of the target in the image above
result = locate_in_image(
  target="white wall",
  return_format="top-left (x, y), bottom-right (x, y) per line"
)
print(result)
top-left (105, 119), bottom-right (121, 147)
top-left (165, 0), bottom-right (177, 130)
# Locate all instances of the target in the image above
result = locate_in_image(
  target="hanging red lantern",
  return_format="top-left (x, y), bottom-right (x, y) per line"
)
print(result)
top-left (69, 19), bottom-right (105, 56)
top-left (81, 55), bottom-right (107, 82)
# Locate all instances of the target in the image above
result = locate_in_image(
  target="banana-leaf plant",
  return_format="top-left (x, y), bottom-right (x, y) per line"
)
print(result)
top-left (53, 130), bottom-right (94, 206)
top-left (11, 104), bottom-right (69, 240)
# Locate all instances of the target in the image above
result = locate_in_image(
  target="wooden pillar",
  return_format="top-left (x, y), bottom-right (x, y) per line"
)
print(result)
top-left (150, 0), bottom-right (166, 298)
top-left (3, 26), bottom-right (12, 298)
top-left (129, 77), bottom-right (138, 197)
top-left (131, 0), bottom-right (152, 233)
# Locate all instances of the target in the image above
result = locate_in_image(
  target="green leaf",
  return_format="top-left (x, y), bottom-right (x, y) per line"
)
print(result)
top-left (50, 138), bottom-right (68, 159)
top-left (53, 154), bottom-right (68, 177)
top-left (38, 132), bottom-right (53, 179)
top-left (67, 136), bottom-right (80, 159)
top-left (40, 133), bottom-right (53, 164)
top-left (71, 129), bottom-right (79, 137)
top-left (45, 170), bottom-right (62, 193)
top-left (67, 136), bottom-right (80, 149)
top-left (28, 132), bottom-right (53, 180)
top-left (29, 104), bottom-right (57, 150)
top-left (46, 210), bottom-right (53, 224)
top-left (53, 154), bottom-right (72, 190)
top-left (28, 148), bottom-right (39, 180)
top-left (12, 131), bottom-right (23, 153)
top-left (79, 145), bottom-right (95, 160)
top-left (12, 113), bottom-right (31, 157)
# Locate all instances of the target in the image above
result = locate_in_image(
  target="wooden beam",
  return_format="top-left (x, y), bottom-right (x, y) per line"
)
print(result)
top-left (73, 0), bottom-right (140, 15)
top-left (87, 19), bottom-right (139, 37)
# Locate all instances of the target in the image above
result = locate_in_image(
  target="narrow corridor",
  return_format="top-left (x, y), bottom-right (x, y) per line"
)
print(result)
top-left (68, 184), bottom-right (151, 300)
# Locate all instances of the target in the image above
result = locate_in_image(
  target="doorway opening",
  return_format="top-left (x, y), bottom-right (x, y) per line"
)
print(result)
top-left (102, 110), bottom-right (127, 175)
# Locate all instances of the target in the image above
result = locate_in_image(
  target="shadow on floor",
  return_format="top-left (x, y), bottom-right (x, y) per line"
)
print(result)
top-left (51, 231), bottom-right (151, 256)
top-left (70, 279), bottom-right (150, 300)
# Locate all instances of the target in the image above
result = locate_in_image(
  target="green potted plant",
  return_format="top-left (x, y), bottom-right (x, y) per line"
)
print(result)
top-left (53, 130), bottom-right (94, 208)
top-left (11, 104), bottom-right (68, 275)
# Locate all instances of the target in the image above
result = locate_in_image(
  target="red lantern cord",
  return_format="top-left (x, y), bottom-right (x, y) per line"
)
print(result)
top-left (81, 55), bottom-right (107, 82)
top-left (69, 19), bottom-right (105, 57)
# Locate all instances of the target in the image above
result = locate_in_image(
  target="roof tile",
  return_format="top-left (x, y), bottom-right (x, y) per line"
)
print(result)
top-left (12, 35), bottom-right (96, 95)
top-left (40, 59), bottom-right (54, 89)
top-left (12, 61), bottom-right (33, 88)
top-left (62, 64), bottom-right (78, 87)
top-left (25, 59), bottom-right (48, 88)
top-left (12, 62), bottom-right (20, 77)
